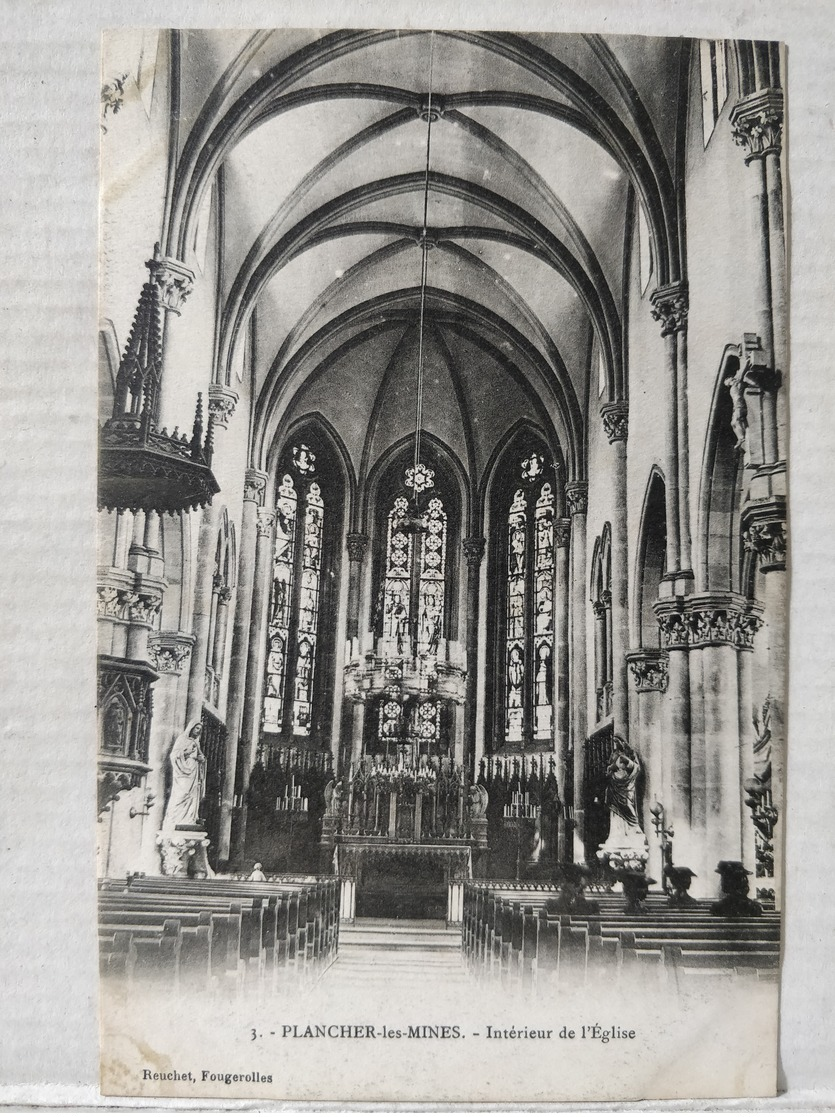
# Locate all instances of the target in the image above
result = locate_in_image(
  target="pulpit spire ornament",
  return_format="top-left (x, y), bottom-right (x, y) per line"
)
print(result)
top-left (98, 245), bottom-right (219, 515)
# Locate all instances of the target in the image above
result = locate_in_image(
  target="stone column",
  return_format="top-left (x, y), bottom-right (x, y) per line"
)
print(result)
top-left (626, 650), bottom-right (668, 885)
top-left (554, 519), bottom-right (571, 824)
top-left (742, 506), bottom-right (786, 904)
top-left (689, 595), bottom-right (764, 895)
top-left (213, 586), bottom-right (233, 682)
top-left (650, 283), bottom-right (689, 573)
top-left (186, 503), bottom-right (221, 723)
top-left (654, 598), bottom-right (692, 863)
top-left (601, 403), bottom-right (630, 738)
top-left (218, 469), bottom-right (267, 864)
top-left (345, 533), bottom-right (370, 643)
top-left (731, 89), bottom-right (786, 462)
top-left (565, 480), bottom-right (587, 862)
top-left (462, 536), bottom-right (486, 781)
top-left (240, 506), bottom-right (276, 777)
top-left (140, 632), bottom-right (195, 870)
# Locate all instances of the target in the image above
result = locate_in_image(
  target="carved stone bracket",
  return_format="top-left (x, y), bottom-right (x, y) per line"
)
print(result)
top-left (555, 518), bottom-right (571, 549)
top-left (742, 497), bottom-right (787, 573)
top-left (244, 469), bottom-right (268, 505)
top-left (565, 481), bottom-right (588, 517)
top-left (650, 281), bottom-right (688, 337)
top-left (148, 631), bottom-right (195, 675)
top-left (655, 593), bottom-right (764, 651)
top-left (256, 508), bottom-right (276, 537)
top-left (346, 532), bottom-right (370, 564)
top-left (601, 402), bottom-right (629, 443)
top-left (207, 384), bottom-right (240, 429)
top-left (146, 244), bottom-right (195, 314)
top-left (462, 536), bottom-right (486, 568)
top-left (626, 650), bottom-right (669, 693)
top-left (730, 88), bottom-right (784, 164)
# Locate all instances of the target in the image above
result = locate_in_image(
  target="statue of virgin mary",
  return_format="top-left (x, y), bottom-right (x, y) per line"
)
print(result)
top-left (161, 720), bottom-right (206, 829)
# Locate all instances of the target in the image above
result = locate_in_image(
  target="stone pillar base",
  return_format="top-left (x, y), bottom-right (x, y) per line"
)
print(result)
top-left (156, 828), bottom-right (214, 879)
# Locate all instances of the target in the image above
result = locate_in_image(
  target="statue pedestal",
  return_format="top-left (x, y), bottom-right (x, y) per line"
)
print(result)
top-left (156, 827), bottom-right (214, 878)
top-left (596, 828), bottom-right (649, 874)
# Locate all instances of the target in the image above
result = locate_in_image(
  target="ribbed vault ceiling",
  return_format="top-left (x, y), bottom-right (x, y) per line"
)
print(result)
top-left (171, 29), bottom-right (686, 480)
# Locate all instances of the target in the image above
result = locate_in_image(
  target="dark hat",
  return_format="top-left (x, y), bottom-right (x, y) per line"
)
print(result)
top-left (715, 860), bottom-right (752, 874)
top-left (669, 866), bottom-right (696, 877)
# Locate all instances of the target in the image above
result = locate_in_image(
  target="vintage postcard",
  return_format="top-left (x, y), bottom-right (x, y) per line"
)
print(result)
top-left (97, 27), bottom-right (786, 1103)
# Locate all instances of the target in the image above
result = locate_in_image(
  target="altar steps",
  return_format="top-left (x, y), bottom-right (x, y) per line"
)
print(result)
top-left (324, 918), bottom-right (469, 987)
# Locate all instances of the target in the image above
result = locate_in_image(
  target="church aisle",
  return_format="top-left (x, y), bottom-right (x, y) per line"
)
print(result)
top-left (322, 918), bottom-right (471, 990)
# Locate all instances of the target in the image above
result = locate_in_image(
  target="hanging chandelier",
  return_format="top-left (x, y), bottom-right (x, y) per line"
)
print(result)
top-left (397, 33), bottom-right (436, 538)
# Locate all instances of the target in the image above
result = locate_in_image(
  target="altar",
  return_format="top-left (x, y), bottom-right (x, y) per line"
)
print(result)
top-left (320, 756), bottom-right (488, 924)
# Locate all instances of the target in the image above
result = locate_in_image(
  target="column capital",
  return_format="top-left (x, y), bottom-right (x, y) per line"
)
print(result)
top-left (346, 532), bottom-right (370, 563)
top-left (564, 480), bottom-right (588, 517)
top-left (654, 592), bottom-right (764, 651)
top-left (626, 650), bottom-right (669, 693)
top-left (256, 507), bottom-right (276, 537)
top-left (555, 518), bottom-right (571, 549)
top-left (148, 631), bottom-right (195, 675)
top-left (208, 384), bottom-right (240, 429)
top-left (601, 401), bottom-right (628, 443)
top-left (742, 497), bottom-right (787, 572)
top-left (650, 281), bottom-right (688, 337)
top-left (730, 88), bottom-right (784, 164)
top-left (462, 536), bottom-right (486, 567)
top-left (243, 469), bottom-right (269, 505)
top-left (146, 243), bottom-right (195, 315)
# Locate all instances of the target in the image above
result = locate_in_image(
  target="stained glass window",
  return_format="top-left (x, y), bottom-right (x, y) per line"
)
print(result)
top-left (376, 488), bottom-right (448, 753)
top-left (533, 483), bottom-right (555, 739)
top-left (383, 497), bottom-right (412, 653)
top-left (505, 489), bottom-right (527, 741)
top-left (293, 482), bottom-right (323, 734)
top-left (417, 497), bottom-right (446, 656)
top-left (263, 474), bottom-right (297, 732)
top-left (501, 463), bottom-right (557, 748)
top-left (262, 467), bottom-right (327, 737)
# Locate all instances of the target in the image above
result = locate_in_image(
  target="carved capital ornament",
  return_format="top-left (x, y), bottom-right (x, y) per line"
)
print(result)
top-left (256, 508), bottom-right (276, 537)
top-left (565, 481), bottom-right (589, 517)
top-left (207, 384), bottom-right (239, 429)
top-left (555, 518), bottom-right (571, 549)
top-left (654, 593), bottom-right (764, 651)
top-left (146, 244), bottom-right (195, 314)
top-left (601, 402), bottom-right (629, 443)
top-left (346, 532), bottom-right (370, 564)
top-left (730, 89), bottom-right (784, 164)
top-left (627, 650), bottom-right (669, 693)
top-left (148, 632), bottom-right (195, 675)
top-left (462, 536), bottom-right (486, 568)
top-left (244, 469), bottom-right (268, 505)
top-left (650, 282), bottom-right (688, 337)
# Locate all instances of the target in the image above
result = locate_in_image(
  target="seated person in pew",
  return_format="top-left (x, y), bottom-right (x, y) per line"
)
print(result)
top-left (546, 863), bottom-right (600, 915)
top-left (710, 861), bottom-right (763, 918)
top-left (667, 866), bottom-right (698, 909)
top-left (248, 863), bottom-right (267, 882)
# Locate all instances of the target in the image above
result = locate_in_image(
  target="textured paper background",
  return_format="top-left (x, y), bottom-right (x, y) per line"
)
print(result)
top-left (0, 0), bottom-right (833, 1109)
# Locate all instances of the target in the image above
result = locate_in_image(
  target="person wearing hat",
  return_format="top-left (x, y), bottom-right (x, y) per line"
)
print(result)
top-left (619, 869), bottom-right (656, 915)
top-left (667, 866), bottom-right (698, 909)
top-left (547, 863), bottom-right (600, 915)
top-left (248, 862), bottom-right (267, 882)
top-left (710, 860), bottom-right (762, 917)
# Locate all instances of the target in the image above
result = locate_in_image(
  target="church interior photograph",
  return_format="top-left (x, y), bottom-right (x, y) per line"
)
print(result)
top-left (97, 27), bottom-right (787, 1001)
